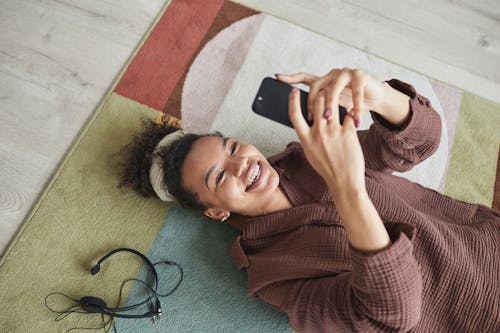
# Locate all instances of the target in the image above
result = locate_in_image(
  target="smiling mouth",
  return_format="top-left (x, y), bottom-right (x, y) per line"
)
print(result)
top-left (245, 161), bottom-right (262, 191)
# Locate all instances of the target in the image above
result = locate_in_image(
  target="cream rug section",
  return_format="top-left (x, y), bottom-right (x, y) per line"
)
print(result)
top-left (205, 14), bottom-right (448, 191)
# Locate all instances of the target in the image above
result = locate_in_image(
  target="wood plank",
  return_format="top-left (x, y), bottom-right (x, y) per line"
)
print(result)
top-left (233, 0), bottom-right (500, 103)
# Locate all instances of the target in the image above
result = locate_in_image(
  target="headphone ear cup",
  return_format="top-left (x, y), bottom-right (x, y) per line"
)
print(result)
top-left (79, 296), bottom-right (107, 313)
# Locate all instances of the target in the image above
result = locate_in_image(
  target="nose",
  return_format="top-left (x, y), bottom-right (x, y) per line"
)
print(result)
top-left (228, 156), bottom-right (248, 178)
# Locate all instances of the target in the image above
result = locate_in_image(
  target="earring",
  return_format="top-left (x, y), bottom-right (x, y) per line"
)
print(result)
top-left (221, 214), bottom-right (230, 223)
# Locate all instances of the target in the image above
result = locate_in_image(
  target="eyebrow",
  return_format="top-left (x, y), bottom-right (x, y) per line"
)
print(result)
top-left (204, 137), bottom-right (230, 190)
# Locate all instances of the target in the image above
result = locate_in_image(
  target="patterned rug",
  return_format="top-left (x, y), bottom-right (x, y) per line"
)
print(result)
top-left (0, 0), bottom-right (499, 332)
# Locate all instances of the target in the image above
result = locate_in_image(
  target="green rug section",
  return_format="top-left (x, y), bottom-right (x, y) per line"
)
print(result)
top-left (445, 92), bottom-right (500, 205)
top-left (114, 205), bottom-right (292, 333)
top-left (0, 93), bottom-right (167, 332)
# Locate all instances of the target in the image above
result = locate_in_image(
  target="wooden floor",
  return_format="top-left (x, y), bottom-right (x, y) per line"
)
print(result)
top-left (0, 0), bottom-right (499, 256)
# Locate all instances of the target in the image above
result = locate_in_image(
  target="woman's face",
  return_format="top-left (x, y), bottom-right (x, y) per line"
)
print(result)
top-left (181, 136), bottom-right (281, 219)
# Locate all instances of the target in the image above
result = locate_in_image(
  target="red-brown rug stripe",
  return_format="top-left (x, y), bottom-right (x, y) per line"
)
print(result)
top-left (492, 145), bottom-right (500, 213)
top-left (114, 0), bottom-right (224, 110)
top-left (162, 1), bottom-right (259, 119)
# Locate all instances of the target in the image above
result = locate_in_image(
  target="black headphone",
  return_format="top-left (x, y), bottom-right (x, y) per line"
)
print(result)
top-left (45, 247), bottom-right (183, 327)
top-left (81, 247), bottom-right (162, 320)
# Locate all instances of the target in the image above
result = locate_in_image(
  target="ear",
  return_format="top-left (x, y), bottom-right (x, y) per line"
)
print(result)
top-left (204, 207), bottom-right (229, 221)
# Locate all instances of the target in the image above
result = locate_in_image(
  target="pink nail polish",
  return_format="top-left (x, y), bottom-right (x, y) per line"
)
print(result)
top-left (355, 119), bottom-right (360, 128)
top-left (307, 111), bottom-right (312, 121)
top-left (291, 87), bottom-right (298, 93)
top-left (324, 108), bottom-right (332, 120)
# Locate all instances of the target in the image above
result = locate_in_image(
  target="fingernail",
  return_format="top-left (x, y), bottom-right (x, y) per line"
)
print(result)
top-left (324, 108), bottom-right (332, 120)
top-left (355, 119), bottom-right (360, 128)
top-left (291, 87), bottom-right (298, 93)
top-left (307, 111), bottom-right (312, 121)
top-left (275, 73), bottom-right (282, 77)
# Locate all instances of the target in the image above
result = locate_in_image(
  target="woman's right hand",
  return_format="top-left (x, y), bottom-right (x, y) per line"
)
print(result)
top-left (287, 69), bottom-right (391, 252)
top-left (287, 72), bottom-right (368, 201)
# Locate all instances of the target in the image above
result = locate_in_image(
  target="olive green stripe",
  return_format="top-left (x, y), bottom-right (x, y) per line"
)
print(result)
top-left (444, 92), bottom-right (500, 205)
top-left (493, 146), bottom-right (500, 212)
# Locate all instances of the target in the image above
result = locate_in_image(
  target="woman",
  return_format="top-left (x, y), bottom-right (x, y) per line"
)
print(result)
top-left (120, 68), bottom-right (499, 332)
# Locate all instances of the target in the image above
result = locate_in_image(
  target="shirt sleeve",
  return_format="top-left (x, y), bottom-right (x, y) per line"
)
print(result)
top-left (358, 79), bottom-right (442, 174)
top-left (256, 232), bottom-right (423, 333)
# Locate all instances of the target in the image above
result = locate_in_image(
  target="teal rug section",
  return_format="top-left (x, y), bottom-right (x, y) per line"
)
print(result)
top-left (114, 205), bottom-right (292, 332)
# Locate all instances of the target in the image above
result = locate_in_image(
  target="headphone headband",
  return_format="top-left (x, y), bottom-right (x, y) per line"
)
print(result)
top-left (91, 247), bottom-right (159, 292)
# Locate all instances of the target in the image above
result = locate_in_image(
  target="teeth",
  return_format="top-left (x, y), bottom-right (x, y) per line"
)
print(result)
top-left (248, 163), bottom-right (261, 189)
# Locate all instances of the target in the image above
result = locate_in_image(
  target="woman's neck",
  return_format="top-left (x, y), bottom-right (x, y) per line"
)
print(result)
top-left (259, 186), bottom-right (293, 215)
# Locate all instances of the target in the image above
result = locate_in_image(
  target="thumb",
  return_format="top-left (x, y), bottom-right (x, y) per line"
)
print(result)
top-left (289, 87), bottom-right (310, 139)
top-left (275, 72), bottom-right (318, 86)
top-left (343, 111), bottom-right (357, 130)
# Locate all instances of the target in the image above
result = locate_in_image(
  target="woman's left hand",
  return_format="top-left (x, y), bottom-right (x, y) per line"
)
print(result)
top-left (277, 68), bottom-right (386, 127)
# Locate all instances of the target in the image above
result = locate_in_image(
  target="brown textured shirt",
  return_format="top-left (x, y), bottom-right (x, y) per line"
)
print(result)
top-left (230, 80), bottom-right (500, 332)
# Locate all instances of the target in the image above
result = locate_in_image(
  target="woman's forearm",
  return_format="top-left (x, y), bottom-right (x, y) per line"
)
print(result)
top-left (374, 82), bottom-right (411, 127)
top-left (332, 188), bottom-right (391, 253)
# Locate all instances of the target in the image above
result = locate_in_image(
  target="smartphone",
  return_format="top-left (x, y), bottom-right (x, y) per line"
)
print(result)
top-left (252, 77), bottom-right (347, 128)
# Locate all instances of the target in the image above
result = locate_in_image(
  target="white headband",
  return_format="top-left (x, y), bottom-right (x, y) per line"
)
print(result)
top-left (149, 130), bottom-right (186, 201)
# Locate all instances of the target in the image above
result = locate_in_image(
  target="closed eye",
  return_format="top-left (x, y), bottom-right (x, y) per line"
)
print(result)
top-left (231, 142), bottom-right (238, 155)
top-left (215, 140), bottom-right (237, 187)
top-left (216, 170), bottom-right (224, 186)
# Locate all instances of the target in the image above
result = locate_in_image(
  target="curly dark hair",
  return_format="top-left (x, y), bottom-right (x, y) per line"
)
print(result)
top-left (118, 118), bottom-right (221, 211)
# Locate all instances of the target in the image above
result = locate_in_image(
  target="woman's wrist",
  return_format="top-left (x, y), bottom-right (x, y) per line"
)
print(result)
top-left (332, 188), bottom-right (372, 222)
top-left (331, 187), bottom-right (392, 253)
top-left (373, 82), bottom-right (411, 127)
top-left (331, 185), bottom-right (368, 208)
